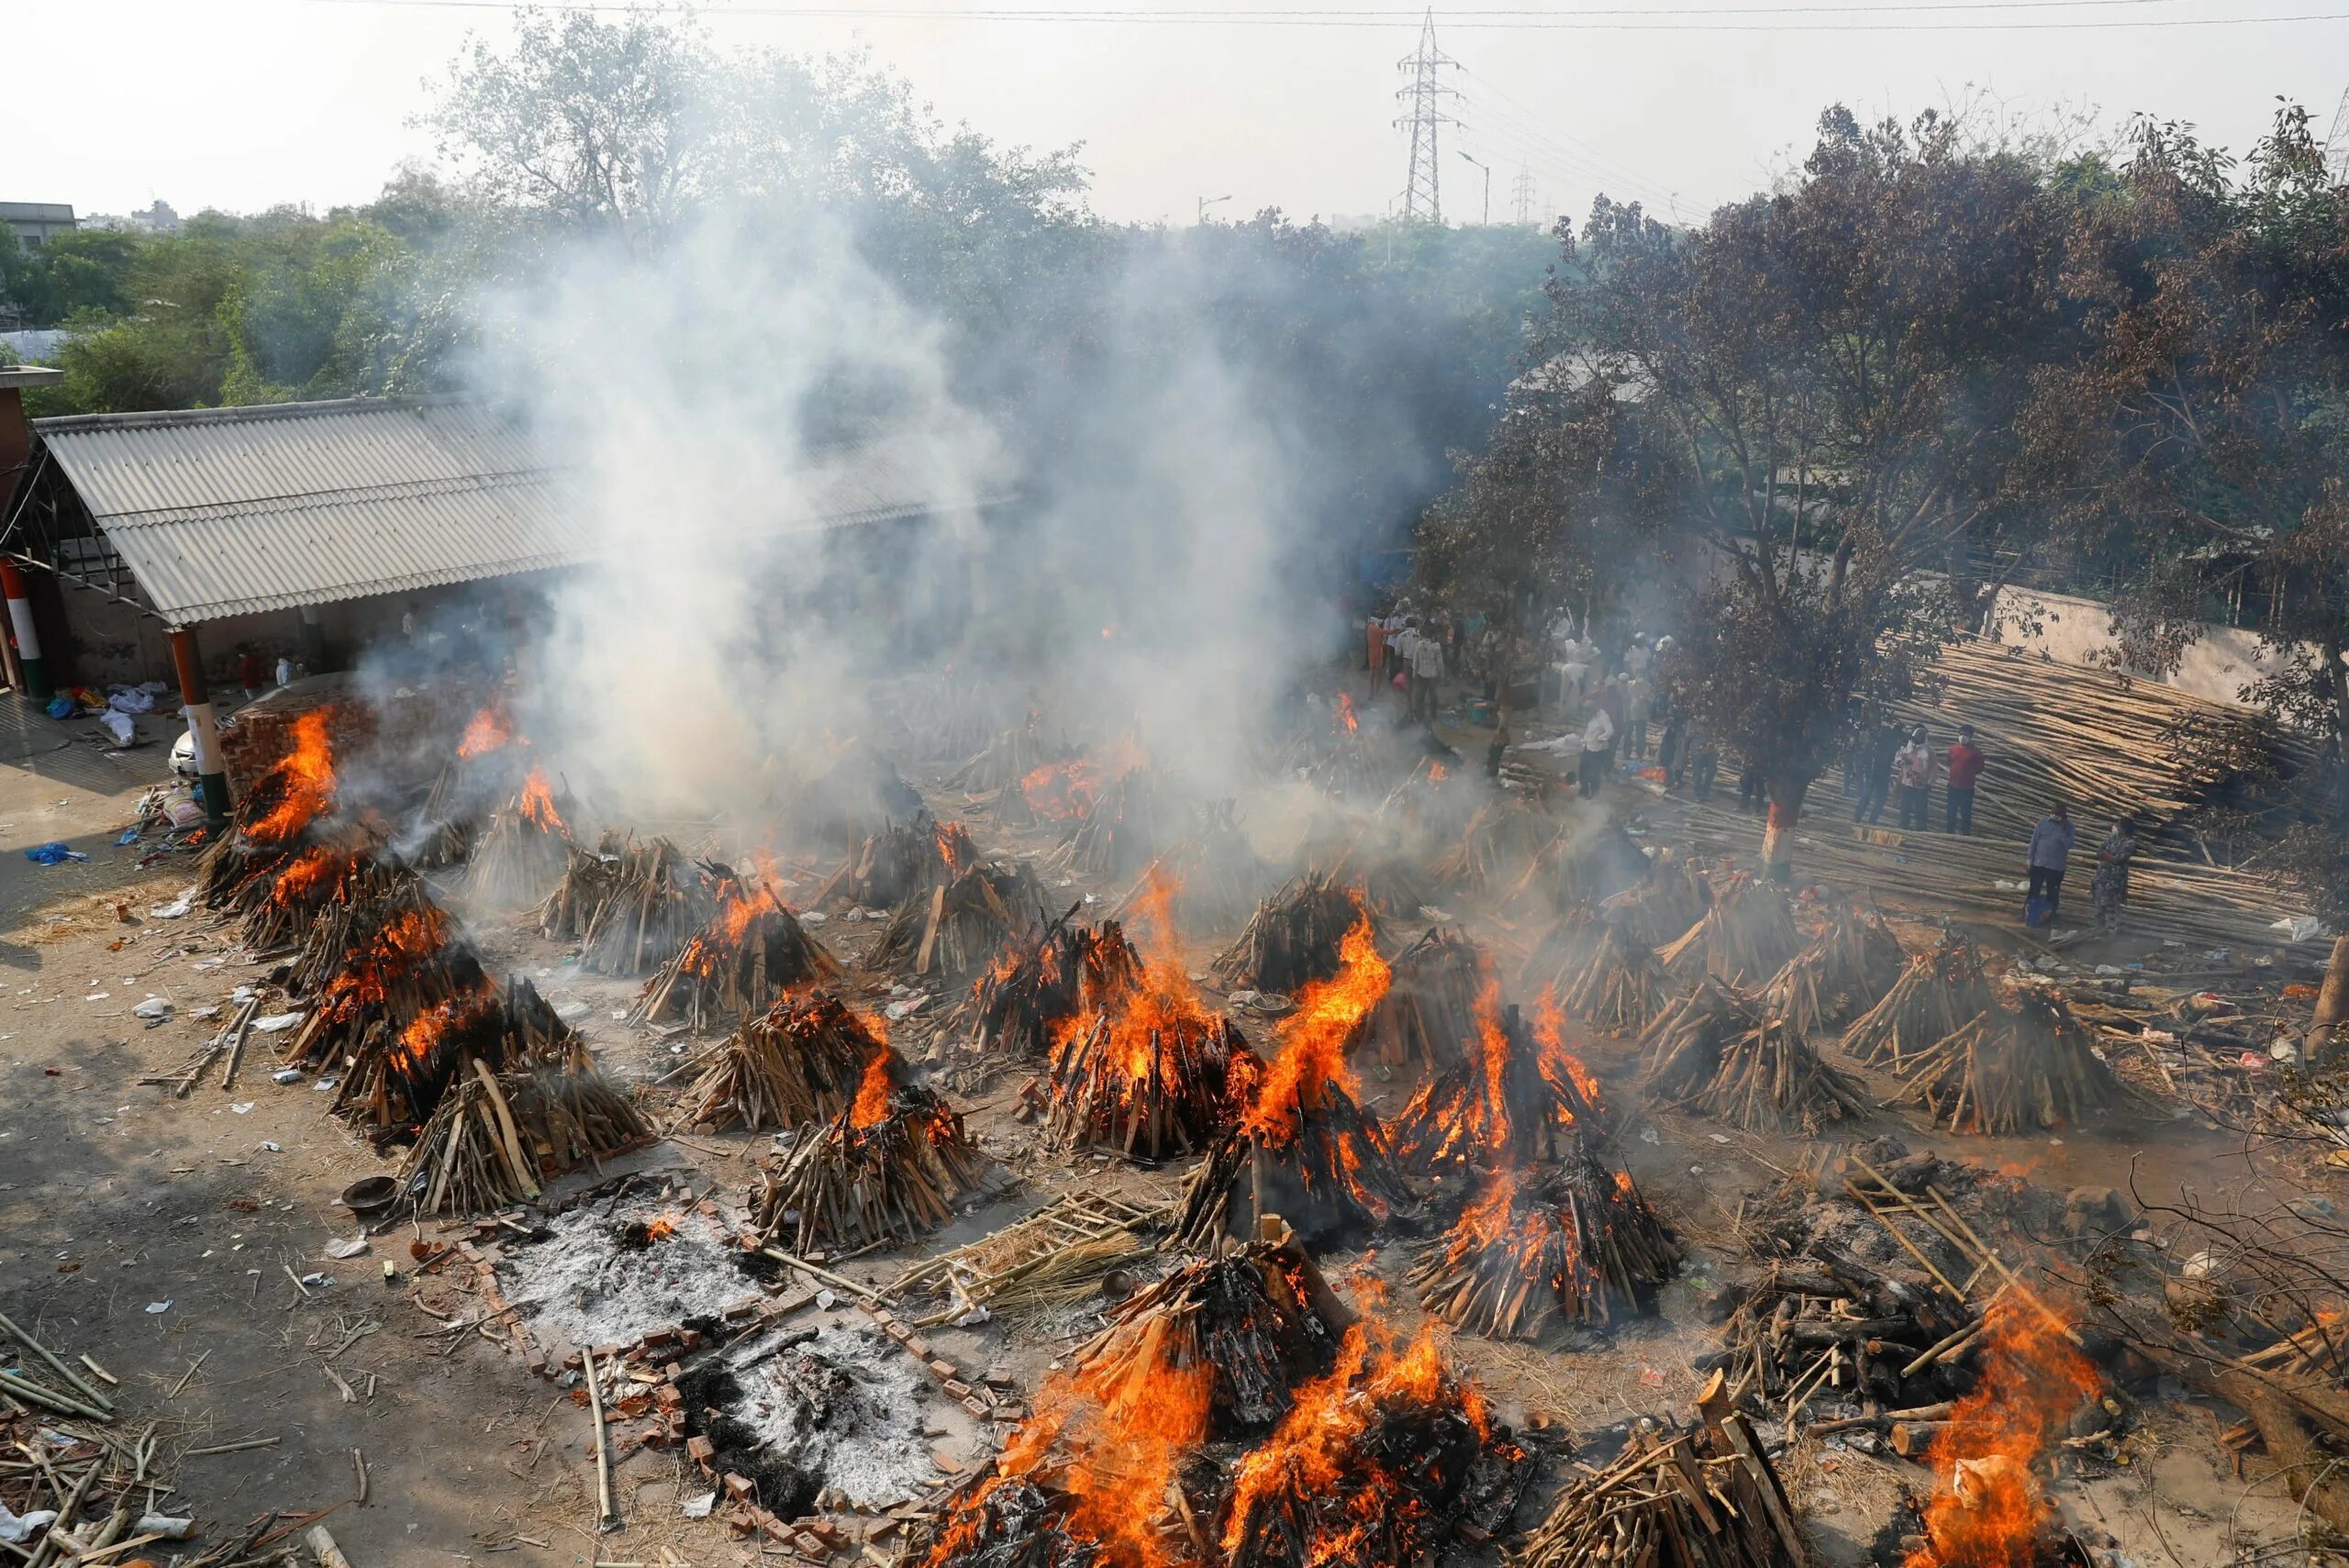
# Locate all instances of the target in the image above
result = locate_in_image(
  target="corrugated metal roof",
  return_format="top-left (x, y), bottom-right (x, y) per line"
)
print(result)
top-left (32, 397), bottom-right (999, 624)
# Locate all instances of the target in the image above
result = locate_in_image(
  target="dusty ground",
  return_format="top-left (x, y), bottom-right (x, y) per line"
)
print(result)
top-left (0, 684), bottom-right (2333, 1567)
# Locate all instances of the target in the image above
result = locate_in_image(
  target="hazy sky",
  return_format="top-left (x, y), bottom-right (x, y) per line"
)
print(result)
top-left (12, 0), bottom-right (2347, 230)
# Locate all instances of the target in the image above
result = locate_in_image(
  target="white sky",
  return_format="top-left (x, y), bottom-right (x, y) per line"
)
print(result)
top-left (10, 0), bottom-right (2347, 229)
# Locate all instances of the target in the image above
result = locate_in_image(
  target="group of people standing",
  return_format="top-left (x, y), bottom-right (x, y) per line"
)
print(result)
top-left (1364, 608), bottom-right (1451, 724)
top-left (1847, 711), bottom-right (1987, 834)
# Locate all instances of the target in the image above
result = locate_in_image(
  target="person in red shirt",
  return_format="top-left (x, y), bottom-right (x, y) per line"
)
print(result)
top-left (237, 647), bottom-right (266, 704)
top-left (1944, 724), bottom-right (1986, 835)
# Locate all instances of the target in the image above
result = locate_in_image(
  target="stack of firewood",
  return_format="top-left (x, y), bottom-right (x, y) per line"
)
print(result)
top-left (1658, 873), bottom-right (1806, 988)
top-left (1044, 769), bottom-right (1159, 881)
top-left (458, 774), bottom-right (573, 910)
top-left (1111, 798), bottom-right (1270, 936)
top-left (751, 1073), bottom-right (990, 1253)
top-left (1041, 1006), bottom-right (1259, 1162)
top-left (1889, 987), bottom-right (2122, 1134)
top-left (1073, 1238), bottom-right (1351, 1436)
top-left (1762, 902), bottom-right (1907, 1035)
top-left (672, 990), bottom-right (890, 1132)
top-left (1510, 1379), bottom-right (1808, 1568)
top-left (1409, 1149), bottom-right (1683, 1335)
top-left (874, 858), bottom-right (1047, 980)
top-left (947, 726), bottom-right (1056, 793)
top-left (1643, 984), bottom-right (1868, 1134)
top-left (629, 878), bottom-right (839, 1029)
top-left (397, 1050), bottom-right (648, 1217)
top-left (577, 838), bottom-right (713, 976)
top-left (1174, 1084), bottom-right (1411, 1251)
top-left (1559, 923), bottom-right (1667, 1034)
top-left (1600, 851), bottom-right (1713, 948)
top-left (940, 910), bottom-right (1142, 1064)
top-left (1353, 926), bottom-right (1486, 1071)
top-left (1429, 797), bottom-right (1562, 895)
top-left (1394, 998), bottom-right (1607, 1172)
top-left (322, 973), bottom-right (577, 1143)
top-left (813, 813), bottom-right (969, 910)
top-left (536, 831), bottom-right (623, 942)
top-left (226, 840), bottom-right (404, 951)
top-left (1212, 871), bottom-right (1374, 995)
top-left (1842, 937), bottom-right (1994, 1069)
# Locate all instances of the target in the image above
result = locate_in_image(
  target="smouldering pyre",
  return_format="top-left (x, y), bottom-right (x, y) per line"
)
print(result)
top-left (629, 867), bottom-right (838, 1029)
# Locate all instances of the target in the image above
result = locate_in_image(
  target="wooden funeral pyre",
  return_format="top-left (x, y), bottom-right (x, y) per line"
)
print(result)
top-left (576, 838), bottom-right (713, 977)
top-left (1408, 1148), bottom-right (1683, 1337)
top-left (536, 831), bottom-right (621, 942)
top-left (1112, 798), bottom-right (1270, 936)
top-left (1657, 873), bottom-right (1806, 987)
top-left (1177, 916), bottom-right (1412, 1250)
top-left (1429, 797), bottom-right (1561, 896)
top-left (1353, 925), bottom-right (1487, 1072)
top-left (874, 856), bottom-right (1047, 980)
top-left (1040, 965), bottom-right (1262, 1163)
top-left (818, 814), bottom-right (976, 911)
top-left (1642, 982), bottom-right (1867, 1135)
top-left (1044, 768), bottom-right (1160, 882)
top-left (752, 1051), bottom-right (988, 1252)
top-left (942, 911), bottom-right (1144, 1064)
top-left (1218, 1325), bottom-right (1531, 1568)
top-left (1842, 936), bottom-right (1994, 1069)
top-left (220, 837), bottom-right (407, 951)
top-left (200, 706), bottom-right (340, 901)
top-left (1600, 851), bottom-right (1713, 949)
top-left (629, 873), bottom-right (837, 1029)
top-left (1394, 989), bottom-right (1608, 1172)
top-left (798, 743), bottom-right (927, 850)
top-left (1889, 987), bottom-right (2121, 1134)
top-left (458, 769), bottom-right (574, 910)
top-left (1511, 1378), bottom-right (1808, 1568)
top-left (1559, 922), bottom-right (1668, 1034)
top-left (948, 724), bottom-right (1057, 793)
top-left (396, 1046), bottom-right (649, 1217)
top-left (1074, 1240), bottom-right (1351, 1438)
top-left (1762, 901), bottom-right (1907, 1035)
top-left (674, 990), bottom-right (894, 1133)
top-left (1211, 870), bottom-right (1373, 995)
top-left (889, 670), bottom-right (1003, 762)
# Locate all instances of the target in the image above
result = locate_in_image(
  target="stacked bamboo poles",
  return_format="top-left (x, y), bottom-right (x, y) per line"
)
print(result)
top-left (1643, 985), bottom-right (1868, 1134)
top-left (1657, 874), bottom-right (1807, 988)
top-left (1211, 870), bottom-right (1374, 994)
top-left (1174, 1086), bottom-right (1411, 1251)
top-left (1353, 926), bottom-right (1486, 1071)
top-left (1601, 852), bottom-right (1716, 949)
top-left (1409, 1151), bottom-right (1684, 1336)
top-left (396, 1053), bottom-right (649, 1218)
top-left (537, 831), bottom-right (624, 942)
top-left (751, 1079), bottom-right (989, 1253)
top-left (1889, 988), bottom-right (2123, 1134)
top-left (1878, 634), bottom-right (2318, 845)
top-left (671, 991), bottom-right (888, 1132)
top-left (1044, 770), bottom-right (1159, 882)
top-left (941, 911), bottom-right (1141, 1062)
top-left (1761, 903), bottom-right (1907, 1035)
top-left (458, 784), bottom-right (573, 911)
top-left (628, 884), bottom-right (839, 1029)
top-left (1560, 924), bottom-right (1667, 1034)
top-left (1520, 906), bottom-right (1602, 1002)
top-left (874, 859), bottom-right (1047, 980)
top-left (1429, 798), bottom-right (1564, 896)
top-left (1842, 938), bottom-right (1994, 1070)
top-left (811, 814), bottom-right (970, 911)
top-left (1109, 798), bottom-right (1271, 936)
top-left (1042, 1009), bottom-right (1258, 1162)
top-left (577, 839), bottom-right (712, 976)
top-left (1678, 798), bottom-right (2318, 952)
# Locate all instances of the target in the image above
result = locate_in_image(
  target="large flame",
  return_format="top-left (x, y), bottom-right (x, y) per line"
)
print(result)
top-left (269, 845), bottom-right (348, 908)
top-left (1241, 910), bottom-right (1390, 1141)
top-left (851, 1011), bottom-right (896, 1129)
top-left (1905, 1296), bottom-right (2100, 1568)
top-left (456, 705), bottom-right (516, 759)
top-left (516, 768), bottom-right (564, 833)
top-left (1532, 985), bottom-right (1605, 1117)
top-left (247, 709), bottom-right (336, 844)
top-left (1335, 693), bottom-right (1360, 734)
top-left (1021, 756), bottom-right (1103, 821)
top-left (317, 904), bottom-right (451, 1024)
top-left (392, 984), bottom-right (491, 1073)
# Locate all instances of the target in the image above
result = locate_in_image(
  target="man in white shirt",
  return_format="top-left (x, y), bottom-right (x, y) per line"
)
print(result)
top-left (1579, 706), bottom-right (1615, 797)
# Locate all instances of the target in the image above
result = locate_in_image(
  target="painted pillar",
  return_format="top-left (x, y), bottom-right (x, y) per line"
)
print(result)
top-left (1, 560), bottom-right (50, 701)
top-left (168, 626), bottom-right (230, 826)
top-left (297, 603), bottom-right (328, 672)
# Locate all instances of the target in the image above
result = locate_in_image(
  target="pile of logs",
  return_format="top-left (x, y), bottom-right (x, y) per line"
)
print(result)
top-left (1658, 874), bottom-right (1806, 987)
top-left (1842, 937), bottom-right (1994, 1069)
top-left (1044, 769), bottom-right (1159, 881)
top-left (1429, 798), bottom-right (1562, 895)
top-left (1041, 1006), bottom-right (1260, 1162)
top-left (325, 973), bottom-right (578, 1142)
top-left (815, 814), bottom-right (974, 910)
top-left (1212, 871), bottom-right (1374, 995)
top-left (752, 1077), bottom-right (989, 1253)
top-left (577, 838), bottom-right (713, 977)
top-left (888, 1191), bottom-right (1171, 1324)
top-left (224, 840), bottom-right (405, 951)
top-left (1408, 1144), bottom-right (1683, 1335)
top-left (1353, 926), bottom-right (1486, 1070)
top-left (1559, 924), bottom-right (1667, 1034)
top-left (536, 832), bottom-right (622, 942)
top-left (874, 858), bottom-right (1047, 979)
top-left (672, 990), bottom-right (889, 1132)
top-left (396, 1051), bottom-right (649, 1217)
top-left (1176, 1084), bottom-right (1411, 1251)
top-left (947, 726), bottom-right (1056, 792)
top-left (1394, 998), bottom-right (1606, 1172)
top-left (1889, 988), bottom-right (2123, 1135)
top-left (1074, 1239), bottom-right (1351, 1436)
top-left (1510, 1377), bottom-right (1807, 1568)
top-left (458, 776), bottom-right (573, 910)
top-left (1763, 903), bottom-right (1906, 1035)
top-left (1316, 822), bottom-right (1433, 925)
top-left (941, 910), bottom-right (1141, 1063)
top-left (1645, 991), bottom-right (1869, 1135)
top-left (1112, 798), bottom-right (1269, 936)
top-left (1601, 851), bottom-right (1713, 948)
top-left (629, 880), bottom-right (839, 1029)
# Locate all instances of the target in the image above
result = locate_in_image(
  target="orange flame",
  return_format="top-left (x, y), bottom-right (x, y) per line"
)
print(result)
top-left (936, 820), bottom-right (976, 878)
top-left (1904, 1296), bottom-right (2100, 1568)
top-left (247, 709), bottom-right (336, 844)
top-left (269, 846), bottom-right (346, 908)
top-left (1429, 762), bottom-right (1449, 783)
top-left (1532, 985), bottom-right (1605, 1114)
top-left (644, 1215), bottom-right (678, 1242)
top-left (851, 1010), bottom-right (896, 1128)
top-left (516, 768), bottom-right (564, 833)
top-left (318, 904), bottom-right (452, 1025)
top-left (392, 984), bottom-right (489, 1073)
top-left (1021, 756), bottom-right (1103, 821)
top-left (1241, 910), bottom-right (1389, 1141)
top-left (1335, 693), bottom-right (1360, 734)
top-left (456, 705), bottom-right (516, 760)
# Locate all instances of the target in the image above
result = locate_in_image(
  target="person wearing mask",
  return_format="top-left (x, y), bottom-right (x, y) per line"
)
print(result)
top-left (2027, 803), bottom-right (2077, 925)
top-left (1579, 706), bottom-right (1615, 798)
top-left (1944, 725), bottom-right (1986, 836)
top-left (1893, 725), bottom-right (1936, 831)
top-left (2091, 814), bottom-right (2140, 936)
top-left (1852, 713), bottom-right (1895, 826)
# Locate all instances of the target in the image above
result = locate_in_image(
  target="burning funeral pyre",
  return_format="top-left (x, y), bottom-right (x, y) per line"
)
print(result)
top-left (674, 989), bottom-right (897, 1133)
top-left (1509, 1380), bottom-right (1807, 1568)
top-left (1177, 915), bottom-right (1412, 1251)
top-left (751, 1038), bottom-right (989, 1253)
top-left (629, 871), bottom-right (838, 1029)
top-left (220, 836), bottom-right (407, 951)
top-left (1112, 799), bottom-right (1270, 937)
top-left (1842, 936), bottom-right (1994, 1068)
top-left (1428, 797), bottom-right (1563, 898)
top-left (1044, 767), bottom-right (1162, 882)
top-left (1351, 925), bottom-right (1486, 1071)
top-left (818, 814), bottom-right (979, 911)
top-left (396, 1042), bottom-right (649, 1217)
top-left (536, 830), bottom-right (624, 942)
top-left (1887, 986), bottom-right (2121, 1135)
top-left (1210, 871), bottom-right (1375, 995)
top-left (1657, 873), bottom-right (1806, 988)
top-left (941, 910), bottom-right (1143, 1066)
top-left (1394, 986), bottom-right (1608, 1173)
top-left (1642, 981), bottom-right (1868, 1134)
top-left (201, 706), bottom-right (340, 894)
top-left (874, 855), bottom-right (1048, 979)
top-left (950, 723), bottom-right (1061, 794)
top-left (575, 837), bottom-right (715, 977)
top-left (458, 768), bottom-right (574, 910)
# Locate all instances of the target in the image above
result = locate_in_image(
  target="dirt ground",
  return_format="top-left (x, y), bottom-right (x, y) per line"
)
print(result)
top-left (0, 689), bottom-right (2333, 1567)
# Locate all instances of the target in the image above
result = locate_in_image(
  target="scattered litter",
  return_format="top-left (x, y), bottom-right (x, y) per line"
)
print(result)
top-left (681, 1491), bottom-right (717, 1519)
top-left (883, 995), bottom-right (928, 1021)
top-left (259, 1140), bottom-right (283, 1152)
top-left (1707, 1133), bottom-right (1731, 1145)
top-left (0, 1505), bottom-right (58, 1544)
top-left (816, 1288), bottom-right (839, 1310)
top-left (273, 1069), bottom-right (305, 1085)
top-left (251, 1013), bottom-right (304, 1033)
top-left (150, 893), bottom-right (194, 919)
top-left (327, 1238), bottom-right (369, 1259)
top-left (230, 1103), bottom-right (254, 1115)
top-left (133, 996), bottom-right (174, 1021)
top-left (83, 993), bottom-right (110, 1003)
top-left (116, 828), bottom-right (142, 846)
top-left (299, 1273), bottom-right (333, 1289)
top-left (144, 1301), bottom-right (172, 1315)
top-left (1638, 1126), bottom-right (1660, 1144)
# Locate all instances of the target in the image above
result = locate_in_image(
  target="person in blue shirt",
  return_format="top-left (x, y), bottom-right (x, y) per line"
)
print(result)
top-left (2027, 803), bottom-right (2076, 921)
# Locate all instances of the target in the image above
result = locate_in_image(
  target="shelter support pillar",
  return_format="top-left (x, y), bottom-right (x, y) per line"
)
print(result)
top-left (1, 560), bottom-right (50, 702)
top-left (298, 604), bottom-right (328, 672)
top-left (168, 626), bottom-right (230, 827)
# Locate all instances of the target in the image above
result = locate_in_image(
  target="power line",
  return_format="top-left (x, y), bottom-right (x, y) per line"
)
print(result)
top-left (1394, 9), bottom-right (1458, 221)
top-left (1453, 87), bottom-right (1679, 207)
top-left (1453, 61), bottom-right (1675, 198)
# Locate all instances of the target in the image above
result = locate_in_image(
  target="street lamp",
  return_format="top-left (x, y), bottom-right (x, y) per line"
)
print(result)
top-left (1456, 151), bottom-right (1489, 227)
top-left (1197, 194), bottom-right (1232, 225)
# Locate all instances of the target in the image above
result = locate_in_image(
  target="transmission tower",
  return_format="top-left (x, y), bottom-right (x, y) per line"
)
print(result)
top-left (1510, 164), bottom-right (1537, 227)
top-left (1393, 9), bottom-right (1457, 223)
top-left (2327, 83), bottom-right (2349, 183)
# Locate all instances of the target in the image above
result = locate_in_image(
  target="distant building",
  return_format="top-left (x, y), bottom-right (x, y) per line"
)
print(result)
top-left (0, 203), bottom-right (76, 250)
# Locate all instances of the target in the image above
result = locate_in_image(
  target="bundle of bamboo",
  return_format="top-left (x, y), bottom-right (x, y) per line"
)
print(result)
top-left (751, 1077), bottom-right (989, 1253)
top-left (1761, 902), bottom-right (1906, 1035)
top-left (1409, 1153), bottom-right (1682, 1336)
top-left (1559, 924), bottom-right (1667, 1034)
top-left (1658, 874), bottom-right (1806, 987)
top-left (1890, 989), bottom-right (2122, 1134)
top-left (1842, 937), bottom-right (1994, 1070)
top-left (1646, 998), bottom-right (1869, 1135)
top-left (671, 990), bottom-right (888, 1132)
